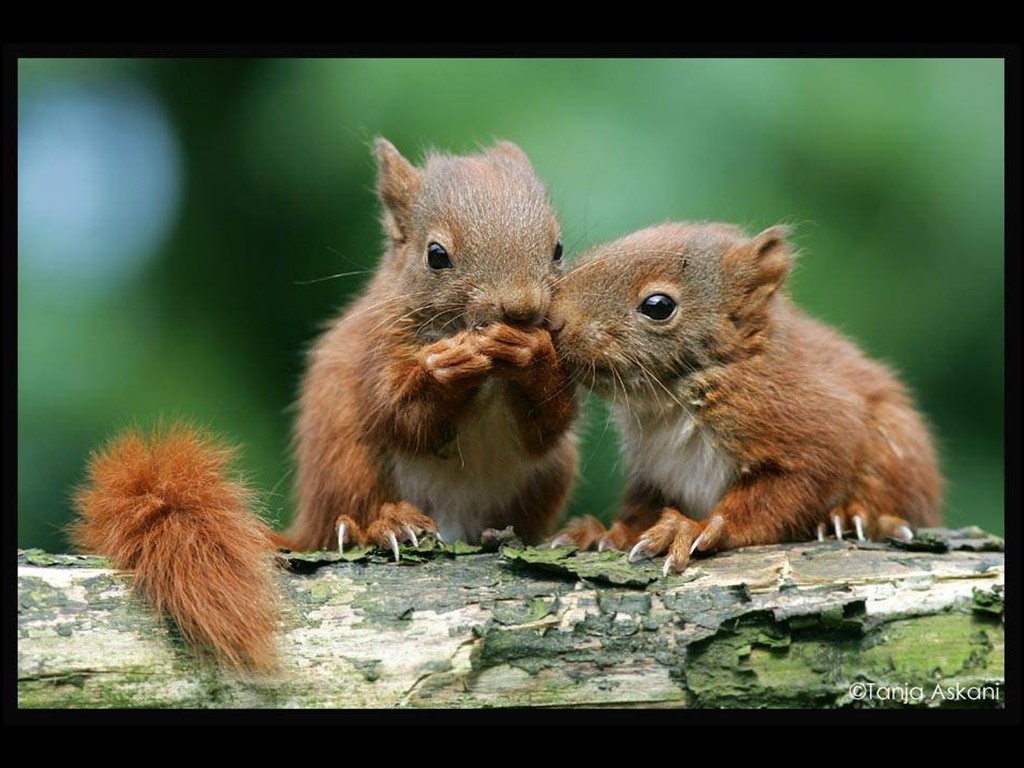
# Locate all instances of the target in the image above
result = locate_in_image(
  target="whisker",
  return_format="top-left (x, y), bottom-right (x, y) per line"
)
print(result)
top-left (344, 291), bottom-right (429, 322)
top-left (621, 352), bottom-right (661, 403)
top-left (552, 253), bottom-right (686, 287)
top-left (436, 309), bottom-right (472, 333)
top-left (324, 244), bottom-right (374, 271)
top-left (294, 269), bottom-right (373, 286)
top-left (367, 307), bottom-right (425, 336)
top-left (624, 352), bottom-right (686, 411)
top-left (413, 305), bottom-right (462, 336)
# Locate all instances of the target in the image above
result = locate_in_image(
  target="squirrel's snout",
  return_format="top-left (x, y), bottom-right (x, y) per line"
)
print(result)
top-left (501, 303), bottom-right (543, 327)
top-left (545, 306), bottom-right (567, 336)
top-left (499, 288), bottom-right (548, 328)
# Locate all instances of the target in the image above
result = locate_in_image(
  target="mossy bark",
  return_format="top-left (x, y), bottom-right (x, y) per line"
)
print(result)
top-left (17, 528), bottom-right (1004, 709)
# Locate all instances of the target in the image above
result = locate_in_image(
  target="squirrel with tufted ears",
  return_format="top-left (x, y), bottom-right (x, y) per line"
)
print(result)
top-left (548, 222), bottom-right (942, 574)
top-left (73, 139), bottom-right (580, 671)
top-left (291, 138), bottom-right (578, 553)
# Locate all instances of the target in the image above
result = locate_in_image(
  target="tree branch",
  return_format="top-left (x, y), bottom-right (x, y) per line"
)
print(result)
top-left (17, 528), bottom-right (1004, 708)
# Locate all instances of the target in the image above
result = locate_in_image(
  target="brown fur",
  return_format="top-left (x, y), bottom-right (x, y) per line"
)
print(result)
top-left (72, 424), bottom-right (279, 670)
top-left (290, 138), bottom-right (578, 550)
top-left (548, 222), bottom-right (942, 571)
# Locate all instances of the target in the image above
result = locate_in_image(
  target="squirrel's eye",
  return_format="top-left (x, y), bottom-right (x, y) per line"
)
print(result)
top-left (427, 242), bottom-right (452, 270)
top-left (638, 294), bottom-right (677, 321)
top-left (553, 238), bottom-right (563, 262)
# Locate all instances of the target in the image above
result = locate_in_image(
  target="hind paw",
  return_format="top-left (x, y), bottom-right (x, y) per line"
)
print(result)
top-left (366, 502), bottom-right (437, 562)
top-left (876, 514), bottom-right (915, 543)
top-left (334, 515), bottom-right (364, 553)
top-left (628, 509), bottom-right (726, 575)
top-left (815, 504), bottom-right (914, 543)
top-left (547, 516), bottom-right (639, 552)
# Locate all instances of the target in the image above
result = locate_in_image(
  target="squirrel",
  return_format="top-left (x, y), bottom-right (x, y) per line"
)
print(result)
top-left (546, 222), bottom-right (942, 574)
top-left (289, 138), bottom-right (578, 552)
top-left (72, 139), bottom-right (579, 670)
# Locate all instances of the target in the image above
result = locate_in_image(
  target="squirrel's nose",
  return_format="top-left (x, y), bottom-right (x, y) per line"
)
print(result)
top-left (502, 304), bottom-right (543, 326)
top-left (500, 291), bottom-right (546, 327)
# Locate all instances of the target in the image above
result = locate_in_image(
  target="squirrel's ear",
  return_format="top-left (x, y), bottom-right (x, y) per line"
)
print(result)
top-left (488, 140), bottom-right (534, 170)
top-left (725, 225), bottom-right (794, 306)
top-left (374, 137), bottom-right (422, 242)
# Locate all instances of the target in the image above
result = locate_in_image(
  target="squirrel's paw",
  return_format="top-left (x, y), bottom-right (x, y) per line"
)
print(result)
top-left (876, 514), bottom-right (915, 543)
top-left (548, 516), bottom-right (636, 552)
top-left (422, 332), bottom-right (492, 386)
top-left (335, 515), bottom-right (365, 553)
top-left (548, 515), bottom-right (607, 549)
top-left (477, 323), bottom-right (553, 375)
top-left (815, 503), bottom-right (914, 544)
top-left (629, 509), bottom-right (726, 575)
top-left (366, 502), bottom-right (438, 562)
top-left (817, 504), bottom-right (866, 542)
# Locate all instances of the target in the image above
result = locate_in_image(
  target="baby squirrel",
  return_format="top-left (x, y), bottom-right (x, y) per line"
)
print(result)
top-left (72, 139), bottom-right (579, 670)
top-left (290, 138), bottom-right (578, 552)
top-left (548, 222), bottom-right (942, 573)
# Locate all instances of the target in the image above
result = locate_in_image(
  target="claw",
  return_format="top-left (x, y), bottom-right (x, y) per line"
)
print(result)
top-left (549, 535), bottom-right (571, 548)
top-left (628, 540), bottom-right (652, 562)
top-left (388, 531), bottom-right (401, 562)
top-left (853, 515), bottom-right (866, 542)
top-left (832, 514), bottom-right (844, 541)
top-left (597, 539), bottom-right (606, 552)
top-left (898, 525), bottom-right (914, 543)
top-left (662, 556), bottom-right (675, 576)
top-left (817, 523), bottom-right (826, 542)
top-left (690, 531), bottom-right (707, 555)
top-left (434, 529), bottom-right (445, 543)
top-left (403, 525), bottom-right (419, 548)
top-left (337, 522), bottom-right (346, 553)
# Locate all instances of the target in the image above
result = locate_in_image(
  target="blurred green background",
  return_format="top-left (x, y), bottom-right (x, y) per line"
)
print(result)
top-left (17, 58), bottom-right (1004, 550)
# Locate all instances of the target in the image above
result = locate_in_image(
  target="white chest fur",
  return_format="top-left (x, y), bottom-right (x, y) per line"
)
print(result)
top-left (616, 404), bottom-right (737, 518)
top-left (392, 380), bottom-right (549, 542)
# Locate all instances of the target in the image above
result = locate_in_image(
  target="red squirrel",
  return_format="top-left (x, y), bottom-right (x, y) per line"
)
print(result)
top-left (547, 222), bottom-right (942, 573)
top-left (289, 139), bottom-right (578, 552)
top-left (73, 139), bottom-right (579, 670)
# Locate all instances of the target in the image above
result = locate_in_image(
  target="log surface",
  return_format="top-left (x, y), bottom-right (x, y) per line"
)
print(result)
top-left (17, 528), bottom-right (1005, 708)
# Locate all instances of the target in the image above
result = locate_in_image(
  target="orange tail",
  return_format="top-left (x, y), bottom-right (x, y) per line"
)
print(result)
top-left (72, 424), bottom-right (279, 671)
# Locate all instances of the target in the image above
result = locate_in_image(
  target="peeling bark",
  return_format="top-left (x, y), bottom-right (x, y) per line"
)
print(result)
top-left (17, 528), bottom-right (1005, 709)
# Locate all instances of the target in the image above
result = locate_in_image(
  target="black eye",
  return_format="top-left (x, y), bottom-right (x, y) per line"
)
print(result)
top-left (427, 242), bottom-right (452, 270)
top-left (553, 238), bottom-right (563, 262)
top-left (638, 294), bottom-right (677, 321)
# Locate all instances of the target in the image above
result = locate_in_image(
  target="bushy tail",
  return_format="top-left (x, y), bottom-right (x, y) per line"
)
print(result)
top-left (72, 423), bottom-right (279, 671)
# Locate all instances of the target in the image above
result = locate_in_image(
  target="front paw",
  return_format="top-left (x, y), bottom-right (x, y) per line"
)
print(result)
top-left (476, 324), bottom-right (553, 378)
top-left (629, 509), bottom-right (726, 575)
top-left (421, 331), bottom-right (492, 386)
top-left (366, 501), bottom-right (438, 562)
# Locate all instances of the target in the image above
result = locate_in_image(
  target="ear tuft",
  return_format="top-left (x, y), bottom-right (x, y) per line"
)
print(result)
top-left (488, 140), bottom-right (534, 170)
top-left (724, 224), bottom-right (794, 312)
top-left (752, 225), bottom-right (791, 256)
top-left (374, 137), bottom-right (422, 242)
top-left (749, 225), bottom-right (793, 290)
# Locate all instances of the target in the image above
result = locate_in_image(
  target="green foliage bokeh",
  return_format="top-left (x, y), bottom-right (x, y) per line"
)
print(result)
top-left (18, 58), bottom-right (1004, 550)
